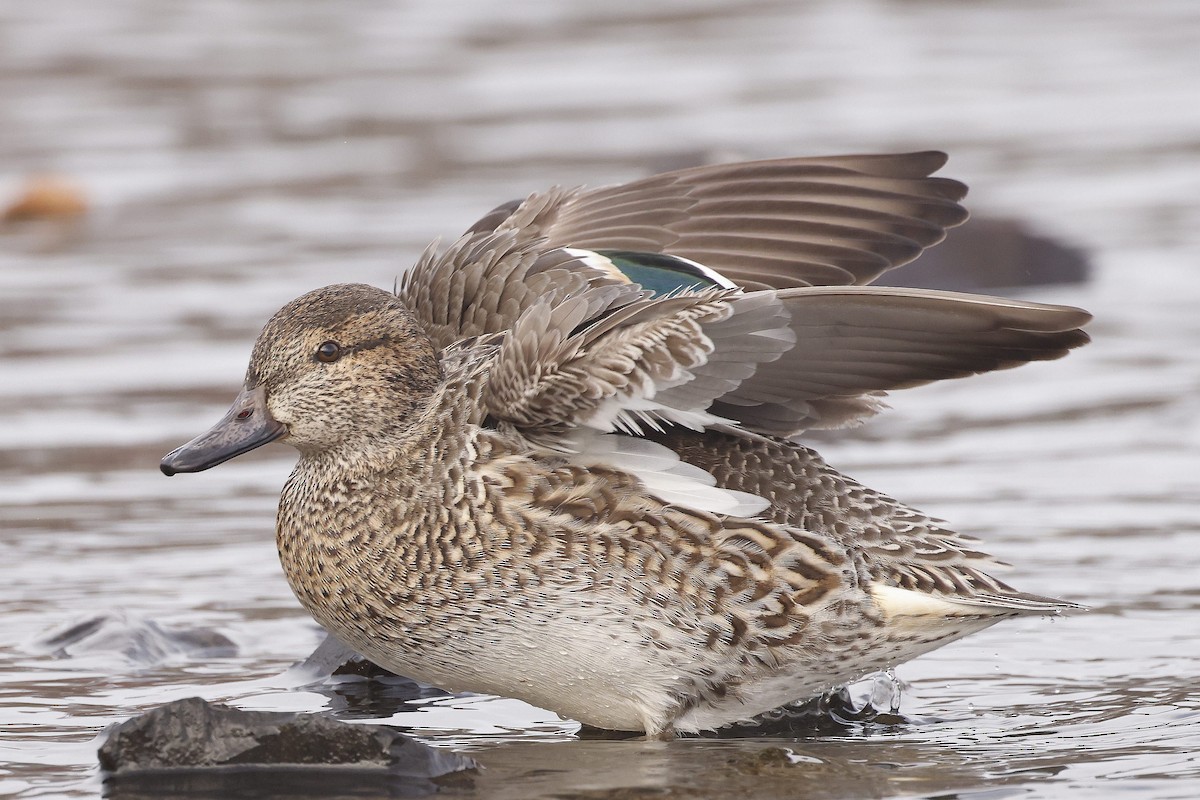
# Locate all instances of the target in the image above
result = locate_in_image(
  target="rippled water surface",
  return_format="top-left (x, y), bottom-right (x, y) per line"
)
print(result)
top-left (3, 1), bottom-right (1199, 798)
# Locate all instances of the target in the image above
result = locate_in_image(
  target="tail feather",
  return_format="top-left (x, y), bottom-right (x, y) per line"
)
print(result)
top-left (871, 583), bottom-right (1085, 621)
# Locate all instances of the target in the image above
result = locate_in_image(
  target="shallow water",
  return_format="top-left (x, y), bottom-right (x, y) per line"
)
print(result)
top-left (2, 0), bottom-right (1199, 797)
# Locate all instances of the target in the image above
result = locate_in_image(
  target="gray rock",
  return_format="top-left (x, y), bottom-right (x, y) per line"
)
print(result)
top-left (288, 633), bottom-right (451, 720)
top-left (877, 217), bottom-right (1090, 292)
top-left (98, 697), bottom-right (475, 798)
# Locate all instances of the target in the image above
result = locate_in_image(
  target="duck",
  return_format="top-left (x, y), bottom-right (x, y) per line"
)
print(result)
top-left (161, 152), bottom-right (1089, 737)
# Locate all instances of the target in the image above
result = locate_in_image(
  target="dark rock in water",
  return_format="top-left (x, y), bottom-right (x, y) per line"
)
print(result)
top-left (705, 683), bottom-right (908, 739)
top-left (98, 697), bottom-right (475, 799)
top-left (31, 612), bottom-right (237, 664)
top-left (289, 634), bottom-right (451, 720)
top-left (877, 217), bottom-right (1090, 292)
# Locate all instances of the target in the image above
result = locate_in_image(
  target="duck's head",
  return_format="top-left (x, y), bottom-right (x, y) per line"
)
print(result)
top-left (161, 283), bottom-right (441, 475)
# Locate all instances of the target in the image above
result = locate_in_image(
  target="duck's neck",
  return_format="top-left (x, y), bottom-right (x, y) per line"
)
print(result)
top-left (286, 378), bottom-right (472, 514)
top-left (273, 357), bottom-right (490, 637)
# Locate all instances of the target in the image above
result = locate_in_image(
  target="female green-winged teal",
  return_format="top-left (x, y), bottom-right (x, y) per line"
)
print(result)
top-left (162, 152), bottom-right (1089, 736)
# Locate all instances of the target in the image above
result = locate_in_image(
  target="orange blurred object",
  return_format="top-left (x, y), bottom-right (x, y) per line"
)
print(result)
top-left (3, 175), bottom-right (88, 221)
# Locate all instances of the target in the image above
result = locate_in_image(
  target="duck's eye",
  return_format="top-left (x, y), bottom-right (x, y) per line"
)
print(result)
top-left (315, 341), bottom-right (342, 363)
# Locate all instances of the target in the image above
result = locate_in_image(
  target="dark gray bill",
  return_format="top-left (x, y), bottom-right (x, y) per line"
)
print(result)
top-left (160, 385), bottom-right (286, 476)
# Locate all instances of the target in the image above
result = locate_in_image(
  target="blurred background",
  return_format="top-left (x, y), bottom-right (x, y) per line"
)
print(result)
top-left (3, 1), bottom-right (1199, 798)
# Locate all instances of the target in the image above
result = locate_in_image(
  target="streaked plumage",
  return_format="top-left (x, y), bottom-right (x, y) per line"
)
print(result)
top-left (161, 153), bottom-right (1088, 736)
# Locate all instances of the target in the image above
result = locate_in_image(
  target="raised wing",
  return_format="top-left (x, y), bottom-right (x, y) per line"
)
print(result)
top-left (470, 151), bottom-right (969, 289)
top-left (421, 231), bottom-right (1092, 443)
top-left (714, 287), bottom-right (1092, 433)
top-left (407, 154), bottom-right (1087, 441)
top-left (404, 152), bottom-right (971, 351)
